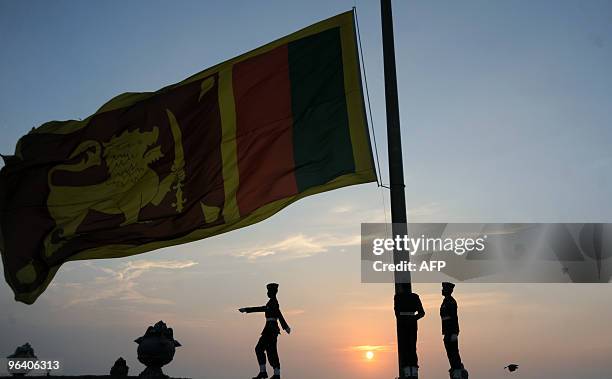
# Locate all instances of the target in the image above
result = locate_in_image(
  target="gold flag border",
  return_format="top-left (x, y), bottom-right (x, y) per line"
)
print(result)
top-left (9, 10), bottom-right (376, 304)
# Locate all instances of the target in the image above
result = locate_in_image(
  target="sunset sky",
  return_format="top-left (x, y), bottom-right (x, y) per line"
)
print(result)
top-left (1, 1), bottom-right (612, 378)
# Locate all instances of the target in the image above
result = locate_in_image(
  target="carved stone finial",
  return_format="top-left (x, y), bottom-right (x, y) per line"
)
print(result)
top-left (135, 321), bottom-right (181, 378)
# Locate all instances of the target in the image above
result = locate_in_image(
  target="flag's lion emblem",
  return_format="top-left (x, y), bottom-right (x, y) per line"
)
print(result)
top-left (44, 112), bottom-right (186, 258)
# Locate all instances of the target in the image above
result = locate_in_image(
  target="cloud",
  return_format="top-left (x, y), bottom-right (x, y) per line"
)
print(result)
top-left (327, 202), bottom-right (387, 223)
top-left (53, 259), bottom-right (198, 307)
top-left (283, 308), bottom-right (306, 316)
top-left (234, 234), bottom-right (360, 261)
top-left (324, 201), bottom-right (444, 225)
top-left (127, 309), bottom-right (216, 329)
top-left (346, 345), bottom-right (395, 353)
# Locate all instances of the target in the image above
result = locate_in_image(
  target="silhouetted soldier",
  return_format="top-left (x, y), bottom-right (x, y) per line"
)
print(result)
top-left (394, 291), bottom-right (425, 378)
top-left (239, 283), bottom-right (291, 379)
top-left (440, 282), bottom-right (467, 379)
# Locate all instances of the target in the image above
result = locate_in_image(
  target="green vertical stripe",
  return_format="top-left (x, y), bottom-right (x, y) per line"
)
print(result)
top-left (288, 27), bottom-right (355, 192)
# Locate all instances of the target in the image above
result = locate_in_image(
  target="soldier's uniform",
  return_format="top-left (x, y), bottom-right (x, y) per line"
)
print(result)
top-left (242, 283), bottom-right (289, 379)
top-left (394, 292), bottom-right (425, 378)
top-left (440, 282), bottom-right (466, 378)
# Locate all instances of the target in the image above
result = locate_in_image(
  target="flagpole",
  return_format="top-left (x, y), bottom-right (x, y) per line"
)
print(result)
top-left (380, 0), bottom-right (417, 378)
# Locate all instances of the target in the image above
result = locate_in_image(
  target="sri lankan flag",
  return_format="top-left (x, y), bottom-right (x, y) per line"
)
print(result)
top-left (0, 11), bottom-right (375, 304)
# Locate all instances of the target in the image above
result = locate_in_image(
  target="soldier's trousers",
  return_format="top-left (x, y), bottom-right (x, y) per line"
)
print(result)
top-left (443, 334), bottom-right (463, 369)
top-left (397, 320), bottom-right (418, 367)
top-left (255, 333), bottom-right (280, 368)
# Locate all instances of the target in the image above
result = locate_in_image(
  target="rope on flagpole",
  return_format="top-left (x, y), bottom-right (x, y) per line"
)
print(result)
top-left (354, 5), bottom-right (385, 188)
top-left (354, 5), bottom-right (389, 226)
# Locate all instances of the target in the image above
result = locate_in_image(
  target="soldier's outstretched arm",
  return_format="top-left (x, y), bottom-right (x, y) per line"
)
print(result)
top-left (239, 306), bottom-right (267, 313)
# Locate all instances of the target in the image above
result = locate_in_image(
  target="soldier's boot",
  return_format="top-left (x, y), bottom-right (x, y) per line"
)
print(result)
top-left (398, 366), bottom-right (418, 378)
top-left (449, 367), bottom-right (468, 379)
top-left (252, 372), bottom-right (268, 379)
top-left (410, 366), bottom-right (419, 378)
top-left (270, 367), bottom-right (281, 379)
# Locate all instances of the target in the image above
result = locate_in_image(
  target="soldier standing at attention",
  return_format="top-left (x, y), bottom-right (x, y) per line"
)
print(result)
top-left (239, 283), bottom-right (291, 379)
top-left (440, 282), bottom-right (467, 379)
top-left (394, 291), bottom-right (425, 378)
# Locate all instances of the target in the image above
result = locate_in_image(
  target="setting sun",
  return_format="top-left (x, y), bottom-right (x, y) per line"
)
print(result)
top-left (366, 351), bottom-right (375, 360)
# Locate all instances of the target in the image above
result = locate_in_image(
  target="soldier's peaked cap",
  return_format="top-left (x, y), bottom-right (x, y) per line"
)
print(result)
top-left (442, 282), bottom-right (455, 290)
top-left (266, 283), bottom-right (279, 291)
